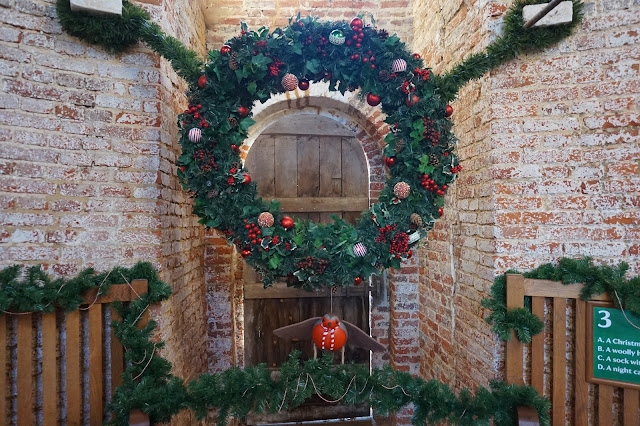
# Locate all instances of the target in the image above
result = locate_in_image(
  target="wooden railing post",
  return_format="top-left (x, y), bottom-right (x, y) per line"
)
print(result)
top-left (506, 273), bottom-right (525, 386)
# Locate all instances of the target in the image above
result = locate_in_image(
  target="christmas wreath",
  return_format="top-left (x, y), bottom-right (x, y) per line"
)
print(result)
top-left (56, 1), bottom-right (583, 290)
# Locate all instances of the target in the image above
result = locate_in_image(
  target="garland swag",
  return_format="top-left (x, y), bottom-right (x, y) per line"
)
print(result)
top-left (1, 263), bottom-right (549, 426)
top-left (56, 0), bottom-right (582, 291)
top-left (482, 257), bottom-right (640, 343)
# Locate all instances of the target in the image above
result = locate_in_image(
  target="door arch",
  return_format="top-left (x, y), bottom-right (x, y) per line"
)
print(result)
top-left (242, 113), bottom-right (372, 423)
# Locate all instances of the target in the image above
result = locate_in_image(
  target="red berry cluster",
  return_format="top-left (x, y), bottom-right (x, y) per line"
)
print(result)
top-left (420, 175), bottom-right (447, 196)
top-left (375, 224), bottom-right (397, 243)
top-left (255, 40), bottom-right (267, 48)
top-left (401, 81), bottom-right (416, 94)
top-left (297, 256), bottom-right (329, 275)
top-left (413, 67), bottom-right (431, 81)
top-left (268, 57), bottom-right (285, 77)
top-left (195, 149), bottom-right (218, 172)
top-left (451, 164), bottom-right (462, 174)
top-left (243, 219), bottom-right (262, 245)
top-left (384, 156), bottom-right (396, 167)
top-left (422, 117), bottom-right (441, 145)
top-left (184, 104), bottom-right (209, 128)
top-left (346, 24), bottom-right (365, 48)
top-left (389, 232), bottom-right (409, 258)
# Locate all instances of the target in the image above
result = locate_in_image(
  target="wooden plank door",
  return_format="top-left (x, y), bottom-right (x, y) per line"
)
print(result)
top-left (244, 115), bottom-right (370, 423)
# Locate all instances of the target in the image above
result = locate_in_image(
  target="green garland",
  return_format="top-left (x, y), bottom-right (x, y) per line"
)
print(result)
top-left (1, 263), bottom-right (549, 425)
top-left (482, 257), bottom-right (640, 343)
top-left (56, 0), bottom-right (582, 291)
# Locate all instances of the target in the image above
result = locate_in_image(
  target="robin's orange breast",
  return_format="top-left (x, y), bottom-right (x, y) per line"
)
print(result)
top-left (312, 323), bottom-right (348, 351)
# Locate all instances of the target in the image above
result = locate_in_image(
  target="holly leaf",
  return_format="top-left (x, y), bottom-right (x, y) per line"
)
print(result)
top-left (247, 81), bottom-right (257, 95)
top-left (418, 155), bottom-right (435, 174)
top-left (241, 21), bottom-right (248, 32)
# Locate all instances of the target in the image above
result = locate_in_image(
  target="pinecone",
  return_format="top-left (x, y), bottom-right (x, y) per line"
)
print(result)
top-left (228, 52), bottom-right (239, 70)
top-left (428, 153), bottom-right (439, 166)
top-left (331, 285), bottom-right (339, 294)
top-left (208, 189), bottom-right (219, 199)
top-left (378, 29), bottom-right (389, 40)
top-left (410, 213), bottom-right (423, 227)
top-left (379, 70), bottom-right (391, 82)
top-left (395, 139), bottom-right (405, 153)
top-left (227, 117), bottom-right (238, 127)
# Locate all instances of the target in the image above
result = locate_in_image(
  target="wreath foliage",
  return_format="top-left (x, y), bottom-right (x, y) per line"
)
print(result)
top-left (56, 0), bottom-right (582, 291)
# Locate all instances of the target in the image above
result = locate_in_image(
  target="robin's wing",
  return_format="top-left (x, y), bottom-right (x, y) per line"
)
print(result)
top-left (342, 320), bottom-right (386, 352)
top-left (273, 317), bottom-right (320, 340)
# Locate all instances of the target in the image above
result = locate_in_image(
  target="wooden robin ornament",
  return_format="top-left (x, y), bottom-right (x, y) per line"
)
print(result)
top-left (274, 313), bottom-right (385, 363)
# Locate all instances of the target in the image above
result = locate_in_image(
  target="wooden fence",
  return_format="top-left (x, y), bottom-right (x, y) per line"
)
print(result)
top-left (0, 280), bottom-right (149, 425)
top-left (506, 274), bottom-right (640, 425)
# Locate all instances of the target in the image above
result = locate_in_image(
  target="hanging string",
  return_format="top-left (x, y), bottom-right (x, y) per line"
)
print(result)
top-left (132, 343), bottom-right (157, 381)
top-left (613, 290), bottom-right (640, 330)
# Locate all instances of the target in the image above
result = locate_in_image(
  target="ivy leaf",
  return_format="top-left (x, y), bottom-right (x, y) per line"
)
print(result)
top-left (434, 197), bottom-right (445, 207)
top-left (261, 227), bottom-right (274, 237)
top-left (251, 53), bottom-right (273, 69)
top-left (418, 155), bottom-right (435, 174)
top-left (292, 234), bottom-right (303, 246)
top-left (240, 117), bottom-right (256, 131)
top-left (269, 254), bottom-right (282, 269)
top-left (291, 42), bottom-right (303, 55)
top-left (247, 81), bottom-right (257, 95)
top-left (384, 35), bottom-right (400, 47)
top-left (305, 59), bottom-right (320, 74)
top-left (206, 217), bottom-right (221, 228)
top-left (269, 200), bottom-right (281, 211)
top-left (177, 153), bottom-right (191, 165)
top-left (313, 239), bottom-right (323, 249)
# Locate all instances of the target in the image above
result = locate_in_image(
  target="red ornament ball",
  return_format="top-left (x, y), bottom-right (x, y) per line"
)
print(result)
top-left (281, 73), bottom-right (298, 91)
top-left (242, 174), bottom-right (252, 184)
top-left (238, 105), bottom-right (249, 118)
top-left (385, 157), bottom-right (396, 167)
top-left (393, 182), bottom-right (411, 199)
top-left (354, 277), bottom-right (363, 285)
top-left (405, 93), bottom-right (419, 107)
top-left (353, 242), bottom-right (367, 257)
top-left (188, 128), bottom-right (202, 143)
top-left (257, 212), bottom-right (275, 228)
top-left (445, 105), bottom-right (454, 117)
top-left (350, 17), bottom-right (364, 29)
top-left (198, 75), bottom-right (207, 88)
top-left (438, 207), bottom-right (444, 217)
top-left (280, 216), bottom-right (295, 230)
top-left (299, 79), bottom-right (310, 90)
top-left (366, 93), bottom-right (381, 106)
top-left (221, 45), bottom-right (231, 54)
top-left (412, 53), bottom-right (421, 59)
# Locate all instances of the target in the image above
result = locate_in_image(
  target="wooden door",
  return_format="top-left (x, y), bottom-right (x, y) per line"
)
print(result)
top-left (243, 115), bottom-right (371, 423)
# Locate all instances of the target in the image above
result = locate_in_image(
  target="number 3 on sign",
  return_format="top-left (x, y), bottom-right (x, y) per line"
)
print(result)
top-left (597, 310), bottom-right (612, 328)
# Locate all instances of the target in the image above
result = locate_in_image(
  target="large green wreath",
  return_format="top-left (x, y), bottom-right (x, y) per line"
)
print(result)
top-left (57, 1), bottom-right (582, 290)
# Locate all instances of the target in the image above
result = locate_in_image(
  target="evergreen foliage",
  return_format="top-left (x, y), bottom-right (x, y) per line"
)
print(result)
top-left (482, 257), bottom-right (640, 343)
top-left (55, 0), bottom-right (150, 53)
top-left (435, 0), bottom-right (584, 101)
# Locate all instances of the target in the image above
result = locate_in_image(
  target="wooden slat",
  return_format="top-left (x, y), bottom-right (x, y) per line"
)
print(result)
top-left (246, 135), bottom-right (276, 197)
top-left (82, 283), bottom-right (149, 305)
top-left (523, 279), bottom-right (612, 301)
top-left (89, 304), bottom-right (103, 425)
top-left (129, 409), bottom-right (151, 426)
top-left (530, 296), bottom-right (544, 395)
top-left (17, 314), bottom-right (33, 426)
top-left (552, 298), bottom-right (566, 426)
top-left (66, 310), bottom-right (82, 425)
top-left (506, 274), bottom-right (525, 385)
top-left (262, 115), bottom-right (354, 136)
top-left (623, 389), bottom-right (639, 426)
top-left (275, 136), bottom-right (297, 198)
top-left (111, 308), bottom-right (124, 396)
top-left (297, 135), bottom-right (320, 197)
top-left (341, 136), bottom-right (367, 224)
top-left (275, 197), bottom-right (369, 213)
top-left (598, 385), bottom-right (613, 424)
top-left (244, 282), bottom-right (368, 299)
top-left (131, 279), bottom-right (149, 329)
top-left (42, 312), bottom-right (57, 426)
top-left (0, 316), bottom-right (6, 426)
top-left (319, 136), bottom-right (342, 224)
top-left (516, 405), bottom-right (540, 425)
top-left (575, 300), bottom-right (588, 426)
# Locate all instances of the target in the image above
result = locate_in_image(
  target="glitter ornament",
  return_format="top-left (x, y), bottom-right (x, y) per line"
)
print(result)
top-left (394, 182), bottom-right (410, 199)
top-left (188, 128), bottom-right (201, 143)
top-left (281, 73), bottom-right (298, 91)
top-left (257, 212), bottom-right (274, 228)
top-left (197, 75), bottom-right (207, 88)
top-left (329, 29), bottom-right (345, 45)
top-left (391, 58), bottom-right (407, 73)
top-left (353, 242), bottom-right (367, 257)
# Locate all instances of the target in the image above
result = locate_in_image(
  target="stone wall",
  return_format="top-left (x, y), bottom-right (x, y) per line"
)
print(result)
top-left (413, 0), bottom-right (640, 394)
top-left (0, 0), bottom-right (209, 423)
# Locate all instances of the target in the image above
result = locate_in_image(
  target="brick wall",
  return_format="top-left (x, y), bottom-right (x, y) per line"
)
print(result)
top-left (413, 0), bottom-right (640, 394)
top-left (0, 1), bottom-right (209, 423)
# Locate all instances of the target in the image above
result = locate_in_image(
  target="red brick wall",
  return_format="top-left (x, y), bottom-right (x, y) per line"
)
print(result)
top-left (0, 1), bottom-right (209, 423)
top-left (414, 0), bottom-right (640, 394)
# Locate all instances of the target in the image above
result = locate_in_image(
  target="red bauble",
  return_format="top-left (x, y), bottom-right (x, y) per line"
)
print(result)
top-left (280, 216), bottom-right (295, 230)
top-left (281, 73), bottom-right (298, 91)
top-left (299, 79), bottom-right (310, 90)
top-left (438, 207), bottom-right (444, 216)
top-left (385, 157), bottom-right (396, 167)
top-left (412, 53), bottom-right (421, 59)
top-left (366, 93), bottom-right (381, 106)
top-left (243, 174), bottom-right (252, 184)
top-left (221, 45), bottom-right (231, 54)
top-left (198, 75), bottom-right (207, 88)
top-left (238, 105), bottom-right (249, 118)
top-left (350, 17), bottom-right (363, 29)
top-left (405, 93), bottom-right (419, 107)
top-left (354, 277), bottom-right (363, 285)
top-left (445, 105), bottom-right (454, 117)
